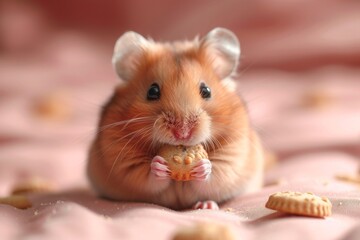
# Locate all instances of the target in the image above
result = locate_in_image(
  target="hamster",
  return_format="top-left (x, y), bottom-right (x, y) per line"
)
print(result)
top-left (87, 28), bottom-right (264, 210)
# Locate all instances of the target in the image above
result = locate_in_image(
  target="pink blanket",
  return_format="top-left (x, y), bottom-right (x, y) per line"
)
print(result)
top-left (1, 1), bottom-right (359, 239)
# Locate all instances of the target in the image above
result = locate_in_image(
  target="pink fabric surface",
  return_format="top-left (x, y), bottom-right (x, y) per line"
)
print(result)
top-left (1, 54), bottom-right (359, 239)
top-left (1, 1), bottom-right (360, 239)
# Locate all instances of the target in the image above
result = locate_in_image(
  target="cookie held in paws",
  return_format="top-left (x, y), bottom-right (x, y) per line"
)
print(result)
top-left (158, 144), bottom-right (208, 181)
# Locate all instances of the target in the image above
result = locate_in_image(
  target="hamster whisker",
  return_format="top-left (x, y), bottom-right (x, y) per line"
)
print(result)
top-left (91, 116), bottom-right (155, 156)
top-left (212, 124), bottom-right (261, 159)
top-left (204, 136), bottom-right (216, 153)
top-left (93, 125), bottom-right (148, 160)
top-left (207, 125), bottom-right (247, 149)
top-left (79, 116), bottom-right (154, 149)
top-left (67, 116), bottom-right (151, 148)
top-left (209, 135), bottom-right (224, 152)
top-left (148, 117), bottom-right (168, 151)
top-left (105, 126), bottom-right (154, 183)
top-left (106, 133), bottom-right (140, 183)
top-left (121, 127), bottom-right (154, 162)
top-left (215, 130), bottom-right (234, 147)
top-left (99, 116), bottom-right (154, 133)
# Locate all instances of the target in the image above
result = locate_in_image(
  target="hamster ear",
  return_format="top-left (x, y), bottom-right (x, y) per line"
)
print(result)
top-left (200, 28), bottom-right (240, 79)
top-left (112, 31), bottom-right (149, 81)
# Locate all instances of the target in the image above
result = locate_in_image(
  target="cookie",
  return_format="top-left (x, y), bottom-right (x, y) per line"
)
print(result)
top-left (0, 195), bottom-right (32, 209)
top-left (158, 144), bottom-right (208, 181)
top-left (11, 177), bottom-right (55, 195)
top-left (302, 89), bottom-right (333, 109)
top-left (33, 91), bottom-right (72, 121)
top-left (264, 150), bottom-right (278, 170)
top-left (171, 222), bottom-right (235, 240)
top-left (265, 191), bottom-right (332, 218)
top-left (336, 174), bottom-right (360, 185)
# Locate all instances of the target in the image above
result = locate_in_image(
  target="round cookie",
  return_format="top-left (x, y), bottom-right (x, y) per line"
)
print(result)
top-left (265, 191), bottom-right (332, 218)
top-left (11, 177), bottom-right (55, 195)
top-left (158, 144), bottom-right (208, 181)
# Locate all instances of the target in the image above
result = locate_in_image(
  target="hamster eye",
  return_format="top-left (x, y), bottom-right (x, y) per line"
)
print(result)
top-left (147, 83), bottom-right (161, 100)
top-left (200, 82), bottom-right (211, 99)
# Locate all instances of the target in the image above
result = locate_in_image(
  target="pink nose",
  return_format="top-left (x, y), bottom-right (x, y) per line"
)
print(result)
top-left (172, 128), bottom-right (192, 140)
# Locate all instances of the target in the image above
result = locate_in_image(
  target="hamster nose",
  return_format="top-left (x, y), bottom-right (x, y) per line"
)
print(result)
top-left (172, 126), bottom-right (193, 140)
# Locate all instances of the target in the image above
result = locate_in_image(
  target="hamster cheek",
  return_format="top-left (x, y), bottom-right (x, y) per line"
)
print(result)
top-left (152, 112), bottom-right (176, 140)
top-left (188, 112), bottom-right (212, 145)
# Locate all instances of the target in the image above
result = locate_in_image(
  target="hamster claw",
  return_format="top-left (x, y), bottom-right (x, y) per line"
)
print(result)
top-left (190, 159), bottom-right (212, 181)
top-left (193, 200), bottom-right (219, 210)
top-left (151, 156), bottom-right (171, 180)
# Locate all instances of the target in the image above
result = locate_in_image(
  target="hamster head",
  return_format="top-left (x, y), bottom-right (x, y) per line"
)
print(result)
top-left (111, 28), bottom-right (243, 148)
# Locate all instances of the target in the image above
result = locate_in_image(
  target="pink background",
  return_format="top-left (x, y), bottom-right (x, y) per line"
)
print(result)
top-left (0, 1), bottom-right (360, 239)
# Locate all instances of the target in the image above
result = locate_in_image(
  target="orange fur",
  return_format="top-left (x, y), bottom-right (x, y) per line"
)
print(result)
top-left (87, 35), bottom-right (264, 209)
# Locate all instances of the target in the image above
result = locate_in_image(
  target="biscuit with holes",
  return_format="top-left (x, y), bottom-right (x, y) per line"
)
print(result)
top-left (265, 191), bottom-right (332, 218)
top-left (158, 144), bottom-right (208, 181)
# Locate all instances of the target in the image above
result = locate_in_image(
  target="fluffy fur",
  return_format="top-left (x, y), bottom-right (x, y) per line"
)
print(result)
top-left (87, 28), bottom-right (264, 210)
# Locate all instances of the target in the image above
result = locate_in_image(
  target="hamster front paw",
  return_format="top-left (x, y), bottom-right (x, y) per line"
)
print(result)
top-left (190, 159), bottom-right (212, 181)
top-left (150, 156), bottom-right (171, 180)
top-left (193, 200), bottom-right (219, 210)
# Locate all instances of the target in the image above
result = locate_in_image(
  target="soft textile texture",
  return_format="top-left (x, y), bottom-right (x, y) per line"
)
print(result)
top-left (1, 1), bottom-right (359, 239)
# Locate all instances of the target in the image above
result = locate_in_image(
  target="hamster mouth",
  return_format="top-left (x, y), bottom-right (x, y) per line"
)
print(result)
top-left (172, 128), bottom-right (193, 141)
top-left (169, 130), bottom-right (208, 147)
top-left (156, 129), bottom-right (209, 147)
top-left (173, 139), bottom-right (195, 147)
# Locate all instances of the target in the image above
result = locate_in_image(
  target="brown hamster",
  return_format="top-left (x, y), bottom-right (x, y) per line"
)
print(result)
top-left (87, 28), bottom-right (264, 210)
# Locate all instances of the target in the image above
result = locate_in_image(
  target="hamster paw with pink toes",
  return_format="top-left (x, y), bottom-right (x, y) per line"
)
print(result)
top-left (190, 159), bottom-right (212, 181)
top-left (193, 200), bottom-right (219, 210)
top-left (150, 156), bottom-right (171, 180)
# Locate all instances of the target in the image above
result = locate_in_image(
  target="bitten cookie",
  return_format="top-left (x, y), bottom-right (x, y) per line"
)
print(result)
top-left (158, 144), bottom-right (208, 181)
top-left (265, 191), bottom-right (332, 218)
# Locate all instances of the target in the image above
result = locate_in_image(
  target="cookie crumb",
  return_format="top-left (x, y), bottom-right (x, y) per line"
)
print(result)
top-left (32, 91), bottom-right (72, 121)
top-left (264, 151), bottom-right (278, 170)
top-left (0, 195), bottom-right (32, 209)
top-left (11, 177), bottom-right (55, 195)
top-left (172, 222), bottom-right (235, 240)
top-left (302, 89), bottom-right (333, 109)
top-left (335, 174), bottom-right (360, 185)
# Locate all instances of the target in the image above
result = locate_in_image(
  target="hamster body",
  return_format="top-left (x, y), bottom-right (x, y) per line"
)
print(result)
top-left (87, 28), bottom-right (264, 210)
